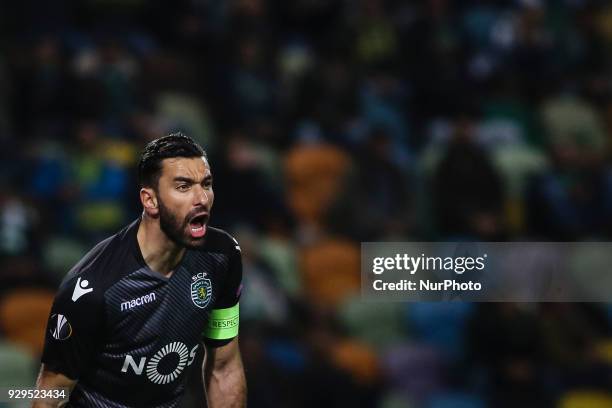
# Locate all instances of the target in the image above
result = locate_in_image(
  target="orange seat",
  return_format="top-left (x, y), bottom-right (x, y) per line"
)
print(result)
top-left (284, 144), bottom-right (351, 227)
top-left (330, 339), bottom-right (380, 385)
top-left (299, 239), bottom-right (361, 309)
top-left (0, 288), bottom-right (55, 356)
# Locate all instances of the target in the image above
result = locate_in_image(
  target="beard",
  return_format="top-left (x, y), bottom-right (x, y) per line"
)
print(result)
top-left (158, 196), bottom-right (205, 250)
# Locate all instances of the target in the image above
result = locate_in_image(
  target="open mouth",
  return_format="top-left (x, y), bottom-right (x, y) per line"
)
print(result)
top-left (188, 213), bottom-right (209, 238)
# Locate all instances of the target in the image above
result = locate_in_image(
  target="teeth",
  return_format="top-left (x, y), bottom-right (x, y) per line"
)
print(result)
top-left (191, 226), bottom-right (203, 231)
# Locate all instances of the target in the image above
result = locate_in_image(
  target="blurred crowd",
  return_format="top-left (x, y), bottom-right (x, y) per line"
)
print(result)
top-left (1, 0), bottom-right (612, 407)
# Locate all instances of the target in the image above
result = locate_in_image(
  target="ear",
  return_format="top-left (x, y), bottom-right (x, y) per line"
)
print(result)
top-left (140, 187), bottom-right (159, 217)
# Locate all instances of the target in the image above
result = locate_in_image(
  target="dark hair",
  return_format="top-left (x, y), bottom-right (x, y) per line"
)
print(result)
top-left (138, 132), bottom-right (206, 189)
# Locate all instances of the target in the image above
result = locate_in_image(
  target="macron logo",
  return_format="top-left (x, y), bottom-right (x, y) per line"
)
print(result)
top-left (121, 292), bottom-right (157, 311)
top-left (72, 277), bottom-right (93, 302)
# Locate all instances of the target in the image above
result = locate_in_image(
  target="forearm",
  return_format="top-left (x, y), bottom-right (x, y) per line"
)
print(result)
top-left (32, 365), bottom-right (74, 408)
top-left (32, 399), bottom-right (67, 408)
top-left (204, 355), bottom-right (246, 408)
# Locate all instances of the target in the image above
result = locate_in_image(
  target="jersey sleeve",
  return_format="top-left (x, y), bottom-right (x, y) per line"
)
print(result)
top-left (41, 274), bottom-right (104, 380)
top-left (203, 237), bottom-right (243, 347)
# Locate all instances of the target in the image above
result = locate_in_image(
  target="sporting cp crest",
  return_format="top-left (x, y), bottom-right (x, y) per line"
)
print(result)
top-left (191, 274), bottom-right (212, 309)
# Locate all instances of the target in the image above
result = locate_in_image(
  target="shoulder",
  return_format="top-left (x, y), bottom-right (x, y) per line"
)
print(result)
top-left (199, 226), bottom-right (240, 255)
top-left (56, 220), bottom-right (139, 302)
top-left (187, 227), bottom-right (241, 275)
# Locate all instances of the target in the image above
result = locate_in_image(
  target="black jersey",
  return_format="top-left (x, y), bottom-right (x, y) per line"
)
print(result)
top-left (41, 218), bottom-right (242, 407)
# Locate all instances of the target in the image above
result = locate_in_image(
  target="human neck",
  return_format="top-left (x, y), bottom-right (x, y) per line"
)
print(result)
top-left (137, 214), bottom-right (186, 276)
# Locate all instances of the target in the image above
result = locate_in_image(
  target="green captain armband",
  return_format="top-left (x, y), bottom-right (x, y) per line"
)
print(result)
top-left (203, 303), bottom-right (239, 340)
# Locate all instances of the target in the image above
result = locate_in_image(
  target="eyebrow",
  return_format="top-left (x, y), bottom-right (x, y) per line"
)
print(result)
top-left (173, 175), bottom-right (212, 184)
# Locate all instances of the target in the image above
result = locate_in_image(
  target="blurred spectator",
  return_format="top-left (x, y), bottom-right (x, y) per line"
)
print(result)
top-left (432, 115), bottom-right (505, 240)
top-left (528, 90), bottom-right (612, 238)
top-left (336, 128), bottom-right (412, 240)
top-left (467, 303), bottom-right (551, 407)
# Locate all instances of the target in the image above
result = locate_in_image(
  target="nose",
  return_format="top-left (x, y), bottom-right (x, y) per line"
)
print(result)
top-left (195, 185), bottom-right (210, 208)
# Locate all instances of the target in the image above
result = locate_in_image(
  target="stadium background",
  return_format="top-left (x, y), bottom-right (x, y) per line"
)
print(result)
top-left (0, 0), bottom-right (612, 407)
